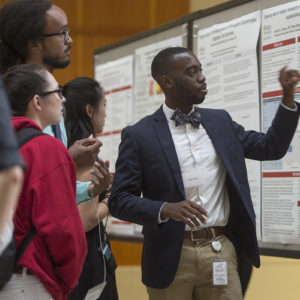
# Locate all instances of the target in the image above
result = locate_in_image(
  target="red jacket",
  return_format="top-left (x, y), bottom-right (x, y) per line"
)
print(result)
top-left (12, 117), bottom-right (87, 300)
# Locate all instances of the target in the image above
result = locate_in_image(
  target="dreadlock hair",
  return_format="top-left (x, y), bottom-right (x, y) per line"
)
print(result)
top-left (63, 77), bottom-right (104, 148)
top-left (0, 0), bottom-right (53, 74)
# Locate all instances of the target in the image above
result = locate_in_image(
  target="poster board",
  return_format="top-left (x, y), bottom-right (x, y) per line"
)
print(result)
top-left (192, 0), bottom-right (300, 258)
top-left (94, 23), bottom-right (188, 239)
top-left (94, 0), bottom-right (300, 258)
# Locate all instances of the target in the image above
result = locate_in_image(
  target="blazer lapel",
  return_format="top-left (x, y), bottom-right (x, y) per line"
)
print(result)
top-left (152, 107), bottom-right (185, 199)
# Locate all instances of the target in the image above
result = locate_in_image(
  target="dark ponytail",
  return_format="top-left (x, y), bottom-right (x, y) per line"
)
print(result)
top-left (3, 64), bottom-right (48, 116)
top-left (63, 77), bottom-right (104, 148)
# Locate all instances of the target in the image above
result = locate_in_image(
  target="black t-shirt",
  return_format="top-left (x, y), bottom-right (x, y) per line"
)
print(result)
top-left (0, 78), bottom-right (24, 170)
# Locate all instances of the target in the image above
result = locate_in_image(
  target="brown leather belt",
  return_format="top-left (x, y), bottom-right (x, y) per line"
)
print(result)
top-left (184, 226), bottom-right (226, 240)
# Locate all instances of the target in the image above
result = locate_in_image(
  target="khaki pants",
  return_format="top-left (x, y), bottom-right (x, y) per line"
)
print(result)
top-left (147, 235), bottom-right (243, 300)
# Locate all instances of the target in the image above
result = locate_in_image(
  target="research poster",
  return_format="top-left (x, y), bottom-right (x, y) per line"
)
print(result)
top-left (261, 1), bottom-right (300, 244)
top-left (134, 36), bottom-right (183, 122)
top-left (197, 11), bottom-right (262, 239)
top-left (94, 2), bottom-right (300, 247)
top-left (95, 34), bottom-right (185, 237)
top-left (95, 55), bottom-right (138, 237)
top-left (95, 55), bottom-right (134, 172)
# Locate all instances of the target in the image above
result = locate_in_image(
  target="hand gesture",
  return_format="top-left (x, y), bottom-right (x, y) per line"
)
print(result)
top-left (68, 137), bottom-right (102, 169)
top-left (279, 66), bottom-right (300, 108)
top-left (161, 200), bottom-right (209, 229)
top-left (88, 159), bottom-right (112, 197)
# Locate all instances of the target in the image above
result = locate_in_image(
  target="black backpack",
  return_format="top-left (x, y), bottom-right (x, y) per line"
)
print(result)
top-left (0, 127), bottom-right (45, 288)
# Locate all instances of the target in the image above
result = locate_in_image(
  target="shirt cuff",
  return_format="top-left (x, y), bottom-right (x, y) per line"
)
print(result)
top-left (158, 202), bottom-right (169, 224)
top-left (280, 102), bottom-right (298, 111)
top-left (76, 181), bottom-right (92, 205)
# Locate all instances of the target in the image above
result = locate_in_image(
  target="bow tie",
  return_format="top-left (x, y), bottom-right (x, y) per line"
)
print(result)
top-left (170, 107), bottom-right (201, 129)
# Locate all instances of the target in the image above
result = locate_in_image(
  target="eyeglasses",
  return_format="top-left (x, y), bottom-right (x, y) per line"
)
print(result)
top-left (42, 28), bottom-right (70, 42)
top-left (39, 86), bottom-right (64, 99)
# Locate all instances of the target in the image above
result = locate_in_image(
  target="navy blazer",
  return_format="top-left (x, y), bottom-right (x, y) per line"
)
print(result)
top-left (110, 103), bottom-right (300, 289)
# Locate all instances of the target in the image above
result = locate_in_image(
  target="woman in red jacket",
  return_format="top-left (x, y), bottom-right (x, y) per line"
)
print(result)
top-left (1, 64), bottom-right (87, 300)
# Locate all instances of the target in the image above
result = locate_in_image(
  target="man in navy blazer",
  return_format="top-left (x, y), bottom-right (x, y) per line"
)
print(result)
top-left (109, 47), bottom-right (300, 300)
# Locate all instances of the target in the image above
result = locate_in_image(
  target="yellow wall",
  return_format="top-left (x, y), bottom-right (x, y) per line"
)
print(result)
top-left (245, 256), bottom-right (300, 300)
top-left (190, 0), bottom-right (231, 11)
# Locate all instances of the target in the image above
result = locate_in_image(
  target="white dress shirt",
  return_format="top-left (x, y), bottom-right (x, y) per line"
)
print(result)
top-left (162, 103), bottom-right (230, 230)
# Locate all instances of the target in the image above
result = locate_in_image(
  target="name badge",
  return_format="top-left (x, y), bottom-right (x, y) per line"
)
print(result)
top-left (182, 171), bottom-right (202, 188)
top-left (103, 244), bottom-right (112, 260)
top-left (85, 282), bottom-right (107, 299)
top-left (212, 259), bottom-right (228, 286)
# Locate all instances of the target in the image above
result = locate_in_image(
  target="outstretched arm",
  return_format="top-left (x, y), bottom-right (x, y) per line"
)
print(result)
top-left (231, 67), bottom-right (300, 161)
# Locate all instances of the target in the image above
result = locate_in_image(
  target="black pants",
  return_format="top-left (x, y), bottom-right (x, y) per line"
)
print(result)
top-left (68, 224), bottom-right (118, 300)
top-left (97, 273), bottom-right (118, 300)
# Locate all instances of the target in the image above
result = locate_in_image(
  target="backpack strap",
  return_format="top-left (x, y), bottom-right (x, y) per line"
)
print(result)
top-left (14, 127), bottom-right (46, 267)
top-left (14, 228), bottom-right (37, 267)
top-left (15, 127), bottom-right (45, 148)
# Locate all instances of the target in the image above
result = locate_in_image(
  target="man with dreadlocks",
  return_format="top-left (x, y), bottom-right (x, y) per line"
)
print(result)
top-left (0, 0), bottom-right (104, 204)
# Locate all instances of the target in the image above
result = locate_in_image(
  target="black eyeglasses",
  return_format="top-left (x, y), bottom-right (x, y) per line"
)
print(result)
top-left (39, 86), bottom-right (64, 99)
top-left (42, 28), bottom-right (70, 42)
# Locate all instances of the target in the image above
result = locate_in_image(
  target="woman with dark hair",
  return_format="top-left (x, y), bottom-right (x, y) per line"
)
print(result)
top-left (1, 64), bottom-right (87, 300)
top-left (64, 77), bottom-right (118, 300)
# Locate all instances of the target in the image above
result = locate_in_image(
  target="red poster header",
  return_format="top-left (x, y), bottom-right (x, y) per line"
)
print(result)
top-left (263, 171), bottom-right (300, 178)
top-left (262, 90), bottom-right (282, 99)
top-left (263, 38), bottom-right (295, 51)
top-left (97, 130), bottom-right (122, 137)
top-left (105, 85), bottom-right (132, 95)
top-left (262, 87), bottom-right (300, 99)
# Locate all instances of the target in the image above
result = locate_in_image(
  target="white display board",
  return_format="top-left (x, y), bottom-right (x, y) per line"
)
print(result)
top-left (197, 10), bottom-right (262, 240)
top-left (261, 0), bottom-right (300, 244)
top-left (94, 25), bottom-right (187, 238)
top-left (94, 0), bottom-right (300, 257)
top-left (192, 0), bottom-right (300, 257)
top-left (134, 36), bottom-right (183, 122)
top-left (95, 55), bottom-right (134, 172)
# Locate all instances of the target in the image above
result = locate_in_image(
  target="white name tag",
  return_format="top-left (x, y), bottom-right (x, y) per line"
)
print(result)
top-left (182, 171), bottom-right (202, 188)
top-left (85, 282), bottom-right (107, 299)
top-left (212, 259), bottom-right (228, 286)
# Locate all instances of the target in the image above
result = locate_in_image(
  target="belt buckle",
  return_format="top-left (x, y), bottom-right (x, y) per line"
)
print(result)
top-left (191, 229), bottom-right (200, 242)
